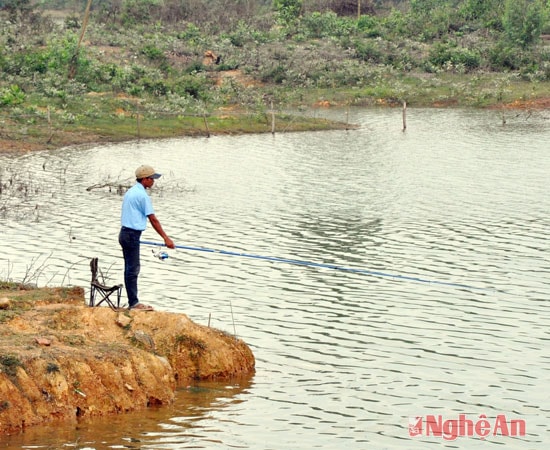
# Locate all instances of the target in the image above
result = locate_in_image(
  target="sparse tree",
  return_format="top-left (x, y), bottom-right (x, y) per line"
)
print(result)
top-left (274, 0), bottom-right (303, 25)
top-left (503, 0), bottom-right (545, 48)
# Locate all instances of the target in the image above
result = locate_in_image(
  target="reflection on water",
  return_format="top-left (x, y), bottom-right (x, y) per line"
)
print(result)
top-left (1, 377), bottom-right (254, 449)
top-left (1, 108), bottom-right (549, 449)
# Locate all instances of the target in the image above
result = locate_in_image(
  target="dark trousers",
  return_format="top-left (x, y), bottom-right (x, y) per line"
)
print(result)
top-left (119, 227), bottom-right (142, 308)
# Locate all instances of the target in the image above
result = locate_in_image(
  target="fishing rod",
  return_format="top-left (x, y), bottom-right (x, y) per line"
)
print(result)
top-left (141, 240), bottom-right (491, 292)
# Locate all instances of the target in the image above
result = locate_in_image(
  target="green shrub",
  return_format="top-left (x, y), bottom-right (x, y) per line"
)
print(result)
top-left (503, 0), bottom-right (545, 48)
top-left (109, 64), bottom-right (147, 93)
top-left (260, 64), bottom-right (287, 84)
top-left (458, 0), bottom-right (506, 29)
top-left (0, 84), bottom-right (25, 106)
top-left (407, 0), bottom-right (455, 40)
top-left (183, 61), bottom-right (206, 74)
top-left (357, 14), bottom-right (382, 38)
top-left (10, 51), bottom-right (49, 75)
top-left (353, 39), bottom-right (383, 63)
top-left (382, 9), bottom-right (408, 38)
top-left (428, 42), bottom-right (481, 71)
top-left (274, 0), bottom-right (303, 27)
top-left (224, 20), bottom-right (272, 47)
top-left (176, 23), bottom-right (203, 44)
top-left (173, 74), bottom-right (210, 99)
top-left (489, 41), bottom-right (529, 70)
top-left (300, 11), bottom-right (355, 39)
top-left (2, 34), bottom-right (84, 78)
top-left (141, 76), bottom-right (168, 96)
top-left (140, 44), bottom-right (165, 61)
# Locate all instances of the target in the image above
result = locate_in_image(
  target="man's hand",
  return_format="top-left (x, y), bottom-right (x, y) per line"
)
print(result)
top-left (148, 214), bottom-right (175, 249)
top-left (164, 237), bottom-right (175, 249)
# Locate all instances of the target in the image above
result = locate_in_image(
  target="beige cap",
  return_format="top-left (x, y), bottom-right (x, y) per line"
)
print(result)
top-left (135, 165), bottom-right (161, 180)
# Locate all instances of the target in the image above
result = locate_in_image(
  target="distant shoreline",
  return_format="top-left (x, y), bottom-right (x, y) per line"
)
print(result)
top-left (1, 96), bottom-right (547, 155)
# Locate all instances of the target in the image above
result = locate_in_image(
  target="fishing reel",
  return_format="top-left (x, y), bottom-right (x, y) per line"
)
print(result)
top-left (152, 249), bottom-right (169, 260)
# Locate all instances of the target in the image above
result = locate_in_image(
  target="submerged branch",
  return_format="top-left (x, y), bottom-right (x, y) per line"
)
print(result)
top-left (85, 182), bottom-right (130, 194)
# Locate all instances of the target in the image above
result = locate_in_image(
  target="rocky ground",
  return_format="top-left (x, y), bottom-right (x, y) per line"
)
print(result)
top-left (0, 286), bottom-right (255, 435)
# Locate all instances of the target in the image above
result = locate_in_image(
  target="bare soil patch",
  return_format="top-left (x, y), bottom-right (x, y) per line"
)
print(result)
top-left (0, 287), bottom-right (255, 434)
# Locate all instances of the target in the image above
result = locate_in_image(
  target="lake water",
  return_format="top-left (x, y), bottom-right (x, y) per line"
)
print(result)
top-left (0, 107), bottom-right (549, 449)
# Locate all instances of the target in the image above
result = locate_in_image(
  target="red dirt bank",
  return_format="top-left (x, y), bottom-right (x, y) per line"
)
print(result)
top-left (0, 287), bottom-right (255, 435)
top-left (490, 97), bottom-right (550, 110)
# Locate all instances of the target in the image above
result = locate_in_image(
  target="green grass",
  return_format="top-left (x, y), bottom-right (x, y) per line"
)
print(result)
top-left (1, 73), bottom-right (549, 152)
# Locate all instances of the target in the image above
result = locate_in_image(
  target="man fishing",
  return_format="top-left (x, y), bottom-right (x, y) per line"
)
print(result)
top-left (119, 165), bottom-right (175, 311)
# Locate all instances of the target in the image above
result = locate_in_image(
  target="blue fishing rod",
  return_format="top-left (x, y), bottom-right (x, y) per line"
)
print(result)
top-left (141, 240), bottom-right (491, 292)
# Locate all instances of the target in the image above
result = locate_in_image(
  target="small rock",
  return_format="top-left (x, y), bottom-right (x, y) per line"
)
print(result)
top-left (116, 314), bottom-right (132, 329)
top-left (132, 330), bottom-right (155, 351)
top-left (34, 337), bottom-right (51, 346)
top-left (0, 297), bottom-right (10, 309)
top-left (124, 383), bottom-right (134, 392)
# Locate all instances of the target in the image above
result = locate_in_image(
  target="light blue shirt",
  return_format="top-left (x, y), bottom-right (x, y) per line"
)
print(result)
top-left (120, 183), bottom-right (155, 231)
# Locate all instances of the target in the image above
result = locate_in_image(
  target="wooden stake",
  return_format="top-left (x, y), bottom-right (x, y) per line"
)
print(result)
top-left (271, 101), bottom-right (275, 134)
top-left (203, 113), bottom-right (211, 137)
top-left (68, 0), bottom-right (92, 79)
top-left (402, 101), bottom-right (407, 132)
top-left (46, 106), bottom-right (53, 144)
top-left (136, 101), bottom-right (141, 141)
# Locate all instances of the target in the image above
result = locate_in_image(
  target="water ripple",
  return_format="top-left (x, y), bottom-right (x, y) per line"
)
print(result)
top-left (0, 108), bottom-right (549, 449)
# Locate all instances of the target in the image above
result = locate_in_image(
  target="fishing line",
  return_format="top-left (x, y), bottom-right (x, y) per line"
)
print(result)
top-left (141, 240), bottom-right (492, 292)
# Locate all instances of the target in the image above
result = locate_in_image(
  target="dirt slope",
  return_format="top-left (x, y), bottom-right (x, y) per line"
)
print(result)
top-left (0, 287), bottom-right (255, 434)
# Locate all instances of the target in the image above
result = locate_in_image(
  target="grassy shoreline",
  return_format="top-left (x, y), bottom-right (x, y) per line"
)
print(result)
top-left (1, 76), bottom-right (549, 154)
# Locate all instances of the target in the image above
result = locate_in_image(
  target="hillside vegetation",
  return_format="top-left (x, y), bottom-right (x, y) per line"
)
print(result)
top-left (1, 0), bottom-right (549, 149)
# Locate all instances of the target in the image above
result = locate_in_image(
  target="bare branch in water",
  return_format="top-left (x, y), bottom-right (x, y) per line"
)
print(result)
top-left (86, 182), bottom-right (131, 195)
